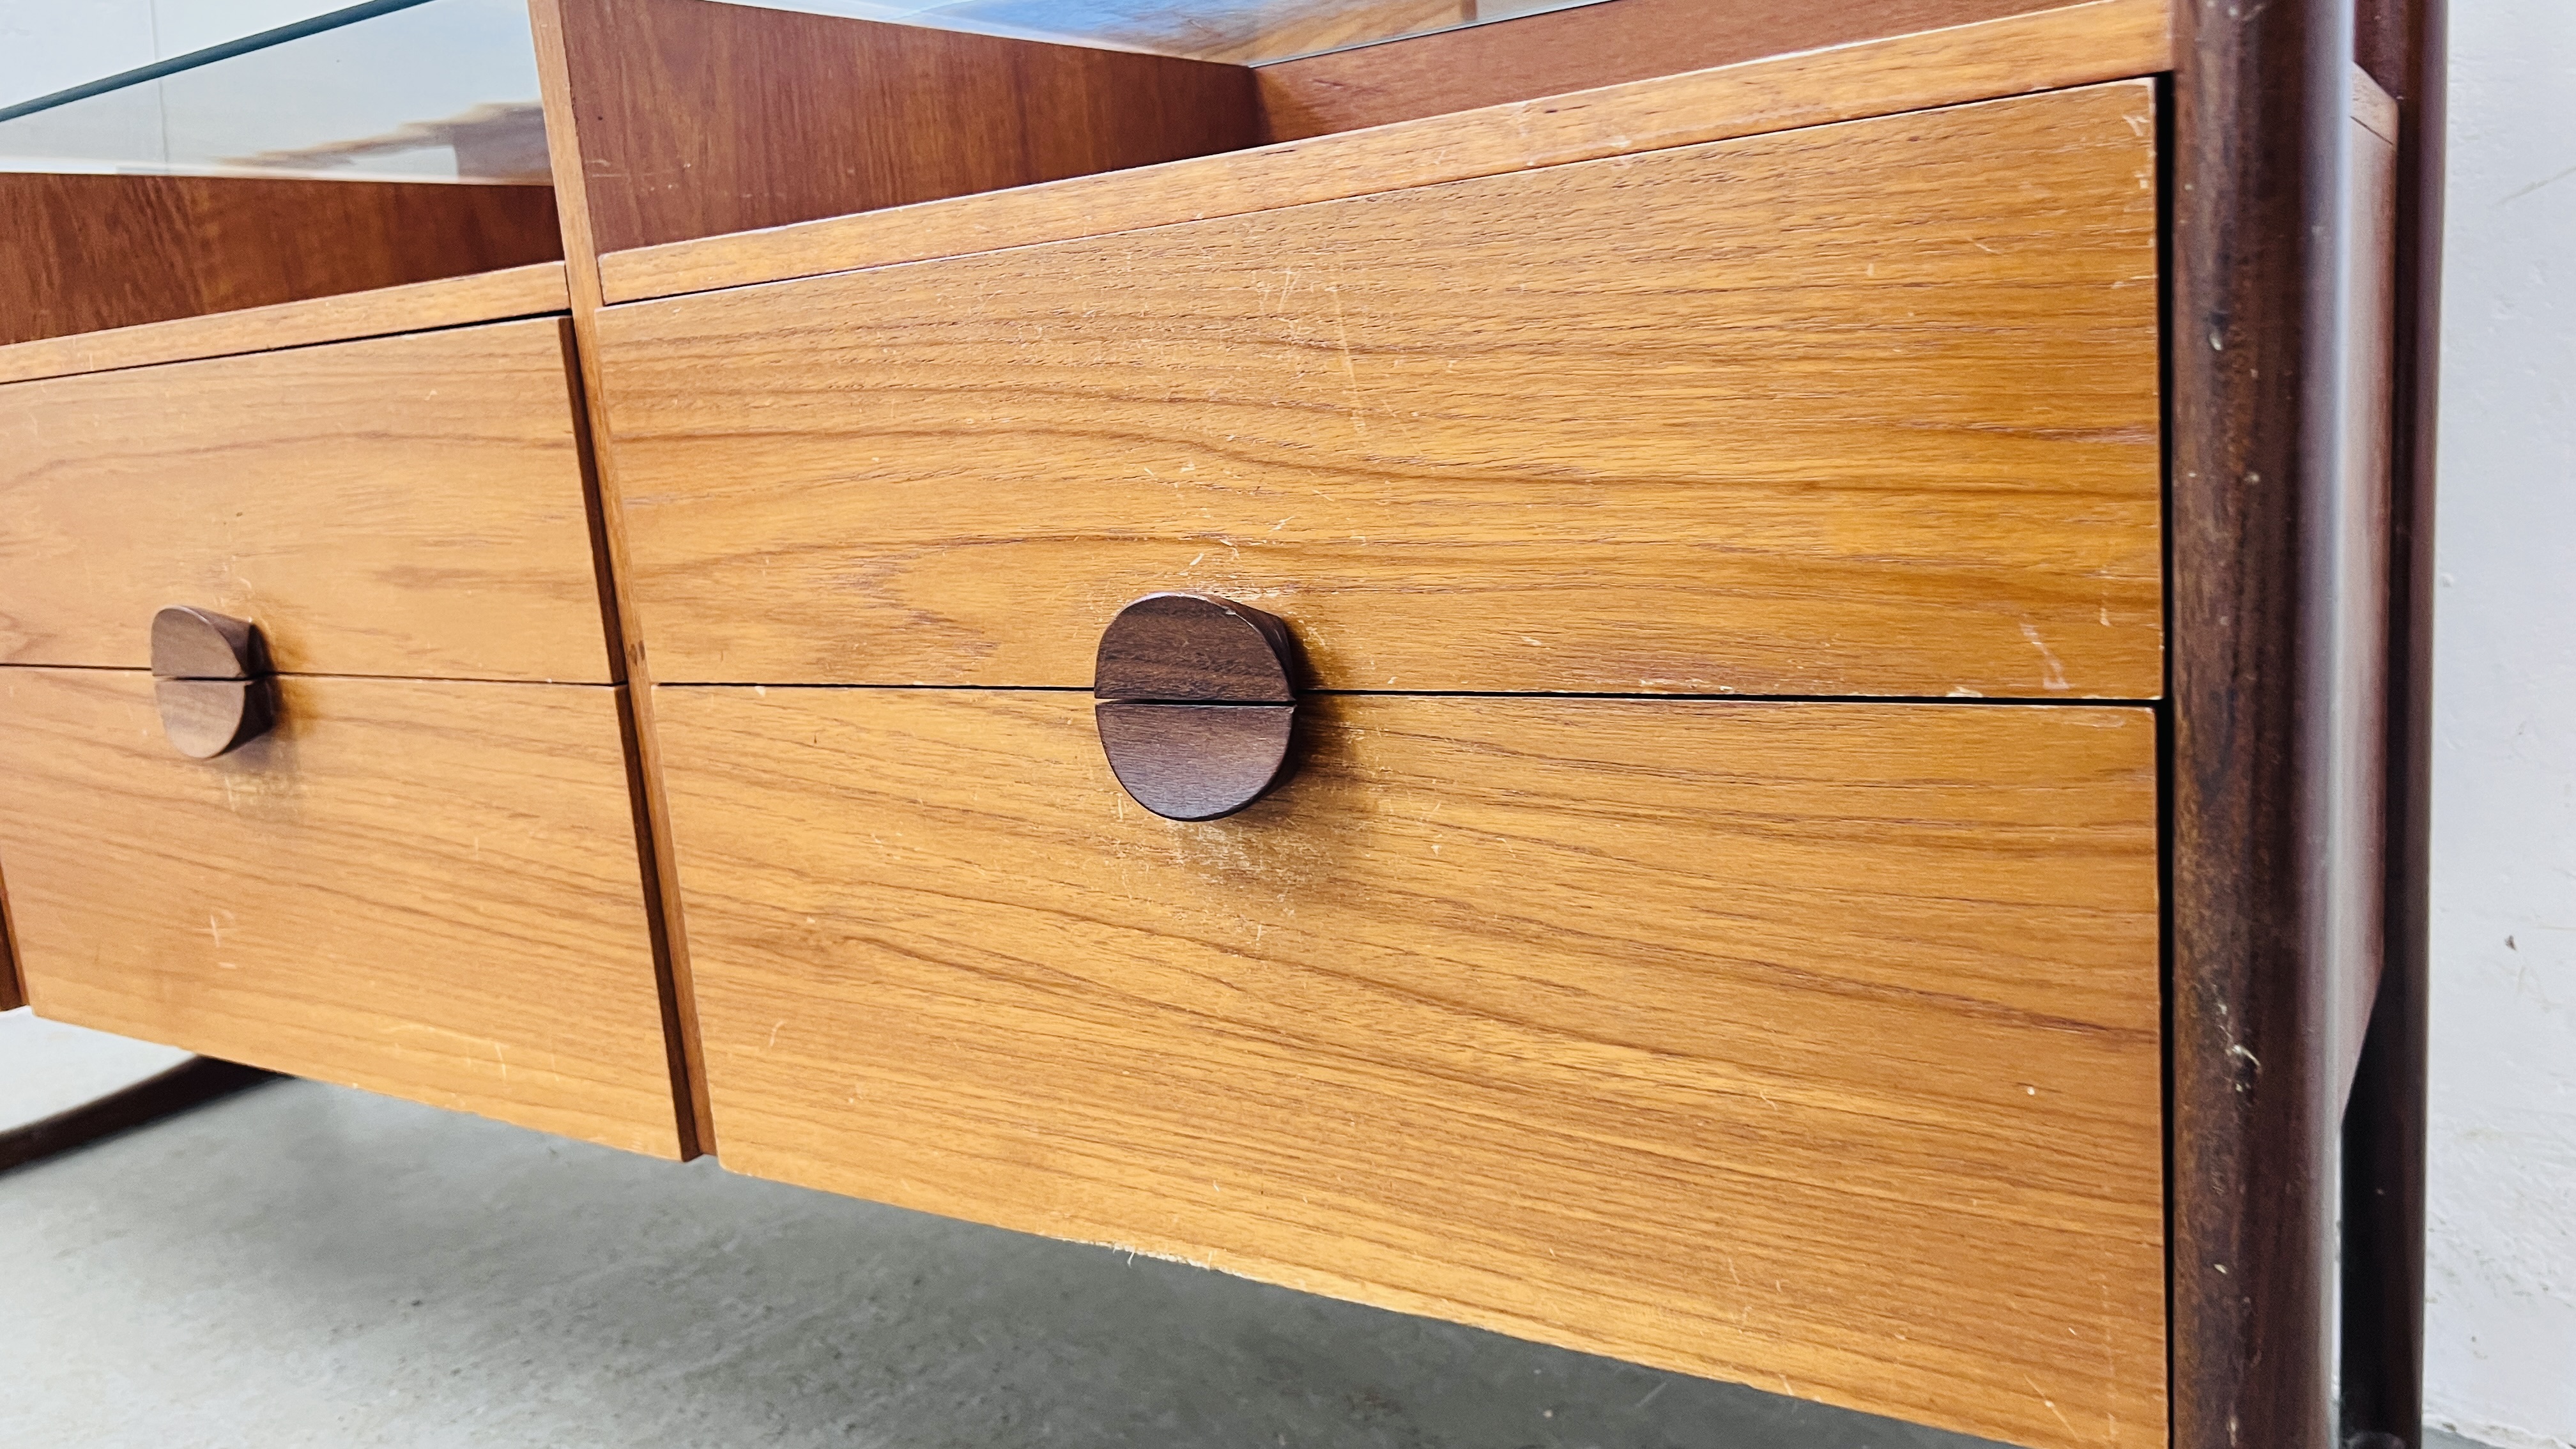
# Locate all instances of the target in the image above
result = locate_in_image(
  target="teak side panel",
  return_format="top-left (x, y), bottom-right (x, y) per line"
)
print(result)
top-left (547, 0), bottom-right (1259, 257)
top-left (656, 689), bottom-right (2165, 1449)
top-left (0, 262), bottom-right (570, 388)
top-left (1257, 0), bottom-right (2073, 140)
top-left (0, 318), bottom-right (613, 682)
top-left (0, 669), bottom-right (680, 1156)
top-left (604, 84), bottom-right (2162, 698)
top-left (595, 0), bottom-right (2174, 304)
top-left (2331, 88), bottom-right (2400, 1112)
top-left (0, 172), bottom-right (562, 348)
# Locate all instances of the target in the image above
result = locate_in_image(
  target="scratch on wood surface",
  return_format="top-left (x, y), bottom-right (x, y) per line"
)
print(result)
top-left (1326, 285), bottom-right (1365, 435)
top-left (2024, 1374), bottom-right (2078, 1439)
top-left (2020, 622), bottom-right (2073, 691)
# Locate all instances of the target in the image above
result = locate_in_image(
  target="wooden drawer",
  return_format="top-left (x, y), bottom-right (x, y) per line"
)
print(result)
top-left (0, 668), bottom-right (682, 1157)
top-left (599, 80), bottom-right (2161, 699)
top-left (0, 316), bottom-right (610, 682)
top-left (654, 687), bottom-right (2163, 1446)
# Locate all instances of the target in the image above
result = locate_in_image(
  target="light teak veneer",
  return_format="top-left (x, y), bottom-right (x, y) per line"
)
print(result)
top-left (0, 270), bottom-right (694, 1158)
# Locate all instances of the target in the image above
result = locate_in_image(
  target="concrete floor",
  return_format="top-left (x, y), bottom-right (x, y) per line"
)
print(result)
top-left (0, 1011), bottom-right (2015, 1448)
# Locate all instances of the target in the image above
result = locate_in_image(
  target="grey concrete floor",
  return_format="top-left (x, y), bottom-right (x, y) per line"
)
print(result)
top-left (0, 1015), bottom-right (2018, 1449)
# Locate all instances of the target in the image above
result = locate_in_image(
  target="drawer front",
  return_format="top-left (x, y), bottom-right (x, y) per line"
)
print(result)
top-left (0, 317), bottom-right (612, 682)
top-left (602, 80), bottom-right (2161, 698)
top-left (0, 668), bottom-right (680, 1156)
top-left (656, 688), bottom-right (2165, 1448)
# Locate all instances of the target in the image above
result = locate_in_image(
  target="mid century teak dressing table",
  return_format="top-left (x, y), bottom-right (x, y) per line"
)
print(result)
top-left (0, 1), bottom-right (2447, 1445)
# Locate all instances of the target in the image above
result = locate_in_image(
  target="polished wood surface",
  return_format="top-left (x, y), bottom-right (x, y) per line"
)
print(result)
top-left (595, 0), bottom-right (2173, 304)
top-left (530, 0), bottom-right (721, 1155)
top-left (2168, 0), bottom-right (2362, 1441)
top-left (1256, 0), bottom-right (2077, 141)
top-left (152, 677), bottom-right (277, 762)
top-left (0, 172), bottom-right (560, 348)
top-left (0, 668), bottom-right (682, 1157)
top-left (149, 606), bottom-right (266, 682)
top-left (0, 263), bottom-right (569, 388)
top-left (1094, 594), bottom-right (1303, 819)
top-left (0, 318), bottom-right (614, 682)
top-left (2333, 77), bottom-right (2400, 1112)
top-left (1094, 594), bottom-right (1297, 703)
top-left (1094, 702), bottom-right (1299, 822)
top-left (657, 687), bottom-right (2165, 1449)
top-left (542, 0), bottom-right (1257, 259)
top-left (603, 84), bottom-right (2162, 699)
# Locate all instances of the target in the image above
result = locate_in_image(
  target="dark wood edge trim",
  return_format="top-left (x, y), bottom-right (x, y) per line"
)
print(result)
top-left (0, 850), bottom-right (24, 1013)
top-left (0, 1057), bottom-right (278, 1174)
top-left (555, 317), bottom-right (628, 689)
top-left (2340, 1), bottom-right (2443, 1444)
top-left (528, 0), bottom-right (610, 315)
top-left (613, 683), bottom-right (709, 1162)
top-left (531, 4), bottom-right (714, 1159)
top-left (2168, 0), bottom-right (2353, 1443)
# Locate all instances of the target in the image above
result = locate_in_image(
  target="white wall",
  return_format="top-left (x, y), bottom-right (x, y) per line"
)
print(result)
top-left (2425, 1), bottom-right (2576, 1445)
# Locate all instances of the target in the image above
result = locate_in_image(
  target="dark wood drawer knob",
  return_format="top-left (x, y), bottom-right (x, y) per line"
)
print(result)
top-left (150, 606), bottom-right (275, 760)
top-left (1094, 593), bottom-right (1297, 821)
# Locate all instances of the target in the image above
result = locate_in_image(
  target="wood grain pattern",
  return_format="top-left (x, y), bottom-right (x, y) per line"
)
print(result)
top-left (530, 0), bottom-right (719, 1157)
top-left (0, 318), bottom-right (613, 682)
top-left (2168, 0), bottom-right (2355, 1440)
top-left (1094, 594), bottom-right (1297, 703)
top-left (595, 0), bottom-right (2172, 304)
top-left (0, 668), bottom-right (681, 1156)
top-left (548, 0), bottom-right (1258, 258)
top-left (150, 606), bottom-right (266, 681)
top-left (0, 172), bottom-right (560, 348)
top-left (656, 687), bottom-right (2165, 1449)
top-left (2333, 92), bottom-right (2400, 1112)
top-left (152, 677), bottom-right (277, 761)
top-left (1093, 700), bottom-right (1298, 821)
top-left (1255, 0), bottom-right (2071, 141)
top-left (0, 263), bottom-right (569, 388)
top-left (602, 84), bottom-right (2162, 698)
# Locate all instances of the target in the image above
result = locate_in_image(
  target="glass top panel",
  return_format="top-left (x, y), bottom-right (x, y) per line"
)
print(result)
top-left (730, 0), bottom-right (1616, 66)
top-left (0, 0), bottom-right (546, 184)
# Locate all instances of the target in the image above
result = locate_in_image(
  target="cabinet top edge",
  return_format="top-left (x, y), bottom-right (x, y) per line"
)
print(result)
top-left (593, 0), bottom-right (2172, 309)
top-left (0, 261), bottom-right (571, 388)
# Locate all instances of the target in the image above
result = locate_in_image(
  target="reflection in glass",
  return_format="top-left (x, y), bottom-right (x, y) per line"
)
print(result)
top-left (721, 0), bottom-right (1614, 65)
top-left (0, 0), bottom-right (545, 183)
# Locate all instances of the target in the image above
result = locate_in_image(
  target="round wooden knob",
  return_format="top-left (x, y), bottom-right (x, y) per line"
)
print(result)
top-left (150, 606), bottom-right (275, 760)
top-left (1093, 594), bottom-right (1297, 821)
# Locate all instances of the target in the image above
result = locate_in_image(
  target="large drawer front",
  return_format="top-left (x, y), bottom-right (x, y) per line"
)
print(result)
top-left (0, 668), bottom-right (680, 1156)
top-left (656, 689), bottom-right (2165, 1447)
top-left (0, 317), bottom-right (611, 682)
top-left (603, 80), bottom-right (2161, 698)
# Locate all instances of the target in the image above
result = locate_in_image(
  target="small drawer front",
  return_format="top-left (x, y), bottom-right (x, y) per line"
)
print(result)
top-left (656, 688), bottom-right (2165, 1448)
top-left (602, 80), bottom-right (2161, 699)
top-left (0, 668), bottom-right (680, 1157)
top-left (0, 317), bottom-right (611, 682)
